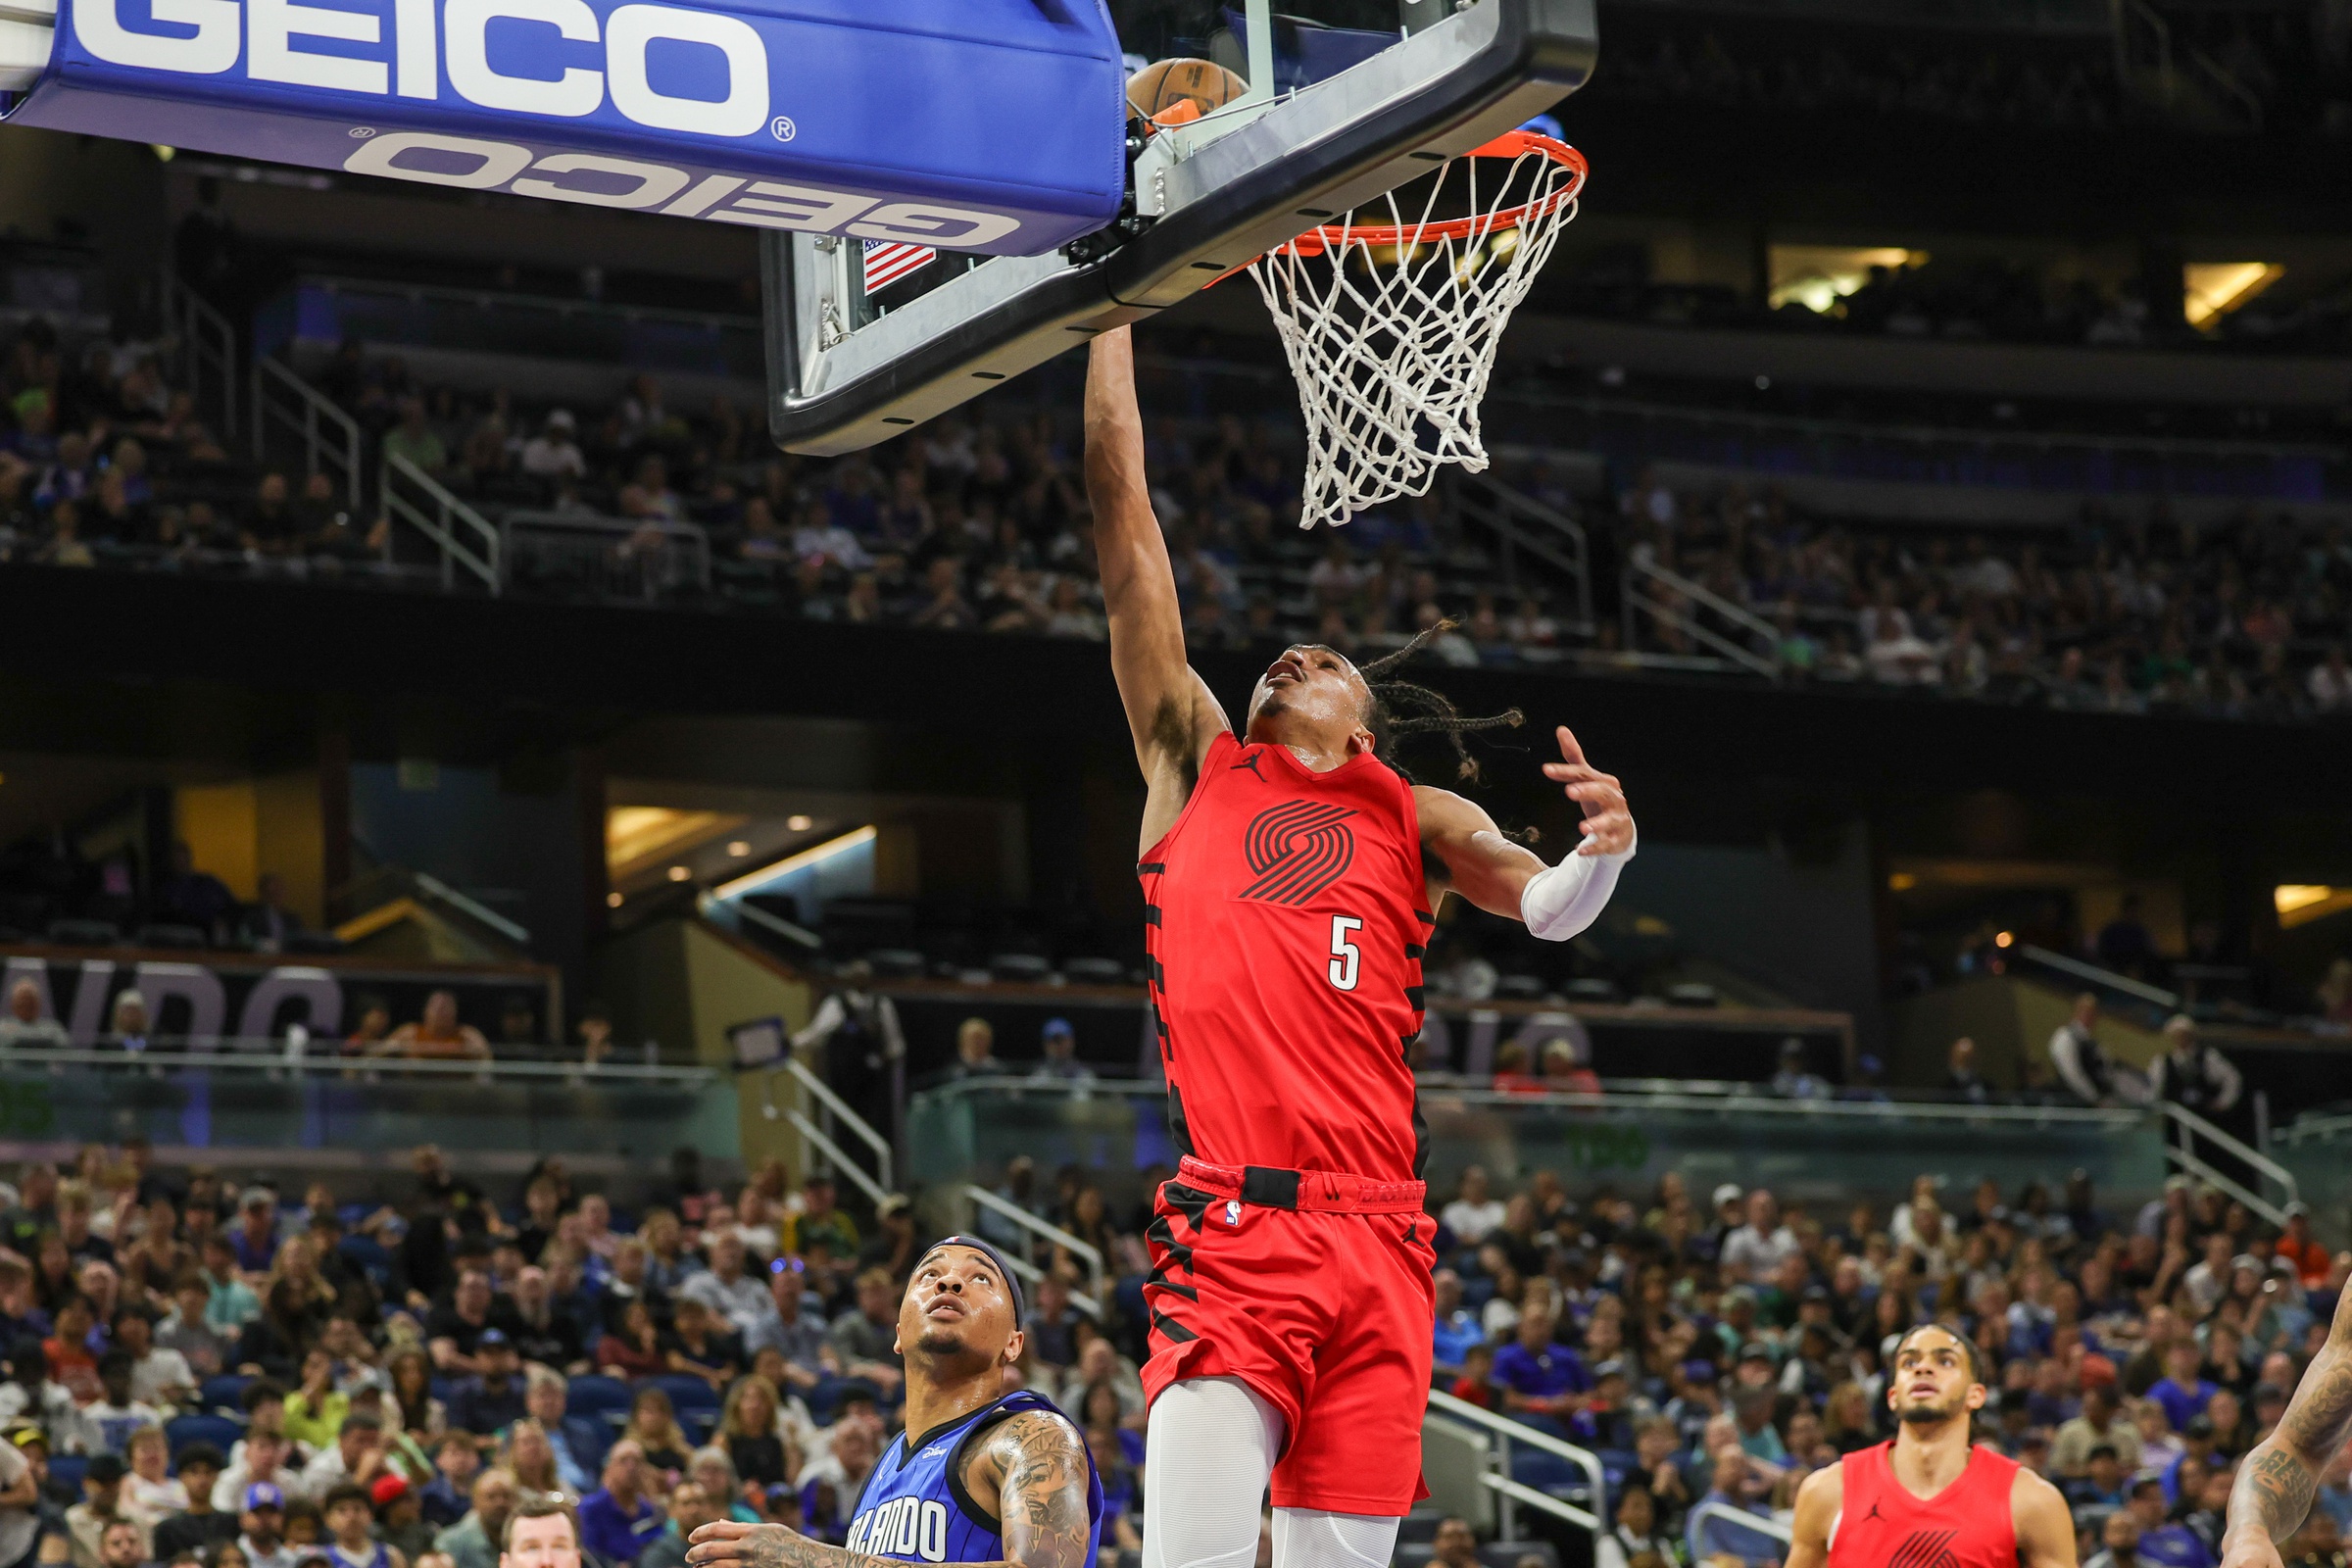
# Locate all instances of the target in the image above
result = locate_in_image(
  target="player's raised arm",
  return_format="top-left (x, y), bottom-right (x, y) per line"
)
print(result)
top-left (1418, 724), bottom-right (1635, 930)
top-left (1084, 327), bottom-right (1229, 830)
top-left (2223, 1288), bottom-right (2352, 1568)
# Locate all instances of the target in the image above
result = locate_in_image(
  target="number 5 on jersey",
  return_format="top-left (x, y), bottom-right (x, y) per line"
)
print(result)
top-left (1329, 915), bottom-right (1363, 991)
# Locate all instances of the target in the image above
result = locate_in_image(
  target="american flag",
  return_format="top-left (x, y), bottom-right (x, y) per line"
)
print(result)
top-left (862, 239), bottom-right (936, 293)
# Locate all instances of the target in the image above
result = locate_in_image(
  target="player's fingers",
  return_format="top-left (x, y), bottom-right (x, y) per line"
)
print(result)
top-left (1555, 724), bottom-right (1587, 766)
top-left (689, 1523), bottom-right (757, 1545)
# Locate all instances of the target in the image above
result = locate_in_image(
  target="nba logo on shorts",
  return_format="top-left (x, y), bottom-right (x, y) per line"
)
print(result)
top-left (1212, 1199), bottom-right (1243, 1229)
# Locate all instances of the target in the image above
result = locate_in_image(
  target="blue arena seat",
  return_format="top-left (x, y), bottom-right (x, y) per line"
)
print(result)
top-left (166, 1414), bottom-right (245, 1459)
top-left (46, 1454), bottom-right (85, 1500)
top-left (565, 1374), bottom-right (634, 1424)
top-left (199, 1374), bottom-right (254, 1414)
top-left (1507, 1446), bottom-right (1588, 1499)
top-left (650, 1374), bottom-right (721, 1415)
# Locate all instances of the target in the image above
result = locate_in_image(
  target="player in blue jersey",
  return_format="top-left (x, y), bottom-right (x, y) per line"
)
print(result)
top-left (687, 1237), bottom-right (1102, 1568)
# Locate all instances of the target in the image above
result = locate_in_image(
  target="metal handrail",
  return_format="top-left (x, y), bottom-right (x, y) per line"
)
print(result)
top-left (414, 870), bottom-right (530, 945)
top-left (303, 272), bottom-right (760, 336)
top-left (1427, 1389), bottom-right (1606, 1550)
top-left (1689, 1498), bottom-right (1793, 1549)
top-left (2154, 1104), bottom-right (2305, 1222)
top-left (2276, 1113), bottom-right (2352, 1147)
top-left (920, 1075), bottom-right (2148, 1127)
top-left (2016, 945), bottom-right (2180, 1008)
top-left (0, 1045), bottom-right (712, 1082)
top-left (984, 1245), bottom-right (1102, 1319)
top-left (1621, 558), bottom-right (1779, 678)
top-left (382, 452), bottom-right (501, 592)
top-left (501, 509), bottom-right (713, 597)
top-left (1449, 471), bottom-right (1594, 635)
top-left (787, 1111), bottom-right (890, 1207)
top-left (784, 1056), bottom-right (893, 1191)
top-left (2169, 1145), bottom-right (2288, 1229)
top-left (962, 1184), bottom-right (1105, 1306)
top-left (253, 358), bottom-right (363, 509)
top-left (162, 271), bottom-right (238, 437)
top-left (728, 899), bottom-right (823, 953)
top-left (1479, 1473), bottom-right (1592, 1529)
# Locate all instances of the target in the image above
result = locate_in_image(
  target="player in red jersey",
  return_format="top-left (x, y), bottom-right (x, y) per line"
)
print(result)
top-left (1081, 327), bottom-right (1637, 1568)
top-left (1787, 1325), bottom-right (2077, 1568)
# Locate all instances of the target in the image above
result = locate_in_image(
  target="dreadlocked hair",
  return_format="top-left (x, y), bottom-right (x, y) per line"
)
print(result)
top-left (1355, 619), bottom-right (1526, 786)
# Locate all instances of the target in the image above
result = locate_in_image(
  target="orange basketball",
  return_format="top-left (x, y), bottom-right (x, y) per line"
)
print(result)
top-left (1126, 57), bottom-right (1251, 125)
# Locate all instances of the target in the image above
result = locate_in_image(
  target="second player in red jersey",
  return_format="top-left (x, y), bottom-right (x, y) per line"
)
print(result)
top-left (1788, 1325), bottom-right (2077, 1568)
top-left (1081, 326), bottom-right (1638, 1568)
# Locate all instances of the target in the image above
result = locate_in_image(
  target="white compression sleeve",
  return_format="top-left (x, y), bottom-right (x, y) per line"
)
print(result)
top-left (1143, 1378), bottom-right (1284, 1568)
top-left (1519, 830), bottom-right (1636, 942)
top-left (1272, 1511), bottom-right (1401, 1568)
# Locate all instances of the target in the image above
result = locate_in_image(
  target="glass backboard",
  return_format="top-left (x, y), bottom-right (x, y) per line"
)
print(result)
top-left (761, 0), bottom-right (1598, 456)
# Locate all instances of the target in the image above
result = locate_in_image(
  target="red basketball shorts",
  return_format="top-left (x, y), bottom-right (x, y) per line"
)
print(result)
top-left (1140, 1155), bottom-right (1438, 1516)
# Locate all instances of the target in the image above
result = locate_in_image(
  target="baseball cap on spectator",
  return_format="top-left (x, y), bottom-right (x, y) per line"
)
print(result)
top-left (4, 1425), bottom-right (44, 1453)
top-left (2184, 1415), bottom-right (2216, 1441)
top-left (1801, 1285), bottom-right (1830, 1303)
top-left (1680, 1358), bottom-right (1719, 1385)
top-left (2254, 1384), bottom-right (2290, 1411)
top-left (1738, 1342), bottom-right (1776, 1366)
top-left (1043, 1018), bottom-right (1074, 1040)
top-left (1711, 1184), bottom-right (1742, 1208)
top-left (86, 1454), bottom-right (126, 1485)
top-left (245, 1482), bottom-right (287, 1512)
top-left (371, 1476), bottom-right (410, 1510)
top-left (2230, 1254), bottom-right (2261, 1273)
top-left (2079, 1354), bottom-right (2118, 1388)
top-left (478, 1328), bottom-right (510, 1348)
top-left (1592, 1359), bottom-right (1628, 1381)
top-left (175, 1443), bottom-right (226, 1474)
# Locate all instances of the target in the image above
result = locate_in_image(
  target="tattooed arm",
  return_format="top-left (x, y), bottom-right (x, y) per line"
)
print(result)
top-left (2223, 1285), bottom-right (2352, 1568)
top-left (686, 1411), bottom-right (1093, 1568)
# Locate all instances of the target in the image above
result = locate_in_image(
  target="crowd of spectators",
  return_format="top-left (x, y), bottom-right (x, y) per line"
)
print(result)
top-left (1612, 466), bottom-right (2352, 719)
top-left (1594, 22), bottom-right (2129, 133)
top-left (1412, 1161), bottom-right (2349, 1568)
top-left (1588, 8), bottom-right (2328, 141)
top-left (10, 304), bottom-right (2352, 725)
top-left (0, 1139), bottom-right (1153, 1568)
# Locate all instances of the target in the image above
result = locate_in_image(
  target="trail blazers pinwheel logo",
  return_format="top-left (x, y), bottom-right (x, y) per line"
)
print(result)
top-left (1239, 801), bottom-right (1357, 905)
top-left (1886, 1531), bottom-right (1959, 1568)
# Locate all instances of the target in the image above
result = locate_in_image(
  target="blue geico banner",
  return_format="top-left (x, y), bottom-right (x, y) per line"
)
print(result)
top-left (0, 0), bottom-right (1128, 254)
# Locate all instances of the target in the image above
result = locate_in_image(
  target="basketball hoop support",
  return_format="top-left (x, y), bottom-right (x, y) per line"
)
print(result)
top-left (762, 0), bottom-right (1595, 457)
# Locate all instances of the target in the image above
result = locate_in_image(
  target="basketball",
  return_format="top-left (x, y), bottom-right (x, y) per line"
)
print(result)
top-left (1126, 57), bottom-right (1250, 124)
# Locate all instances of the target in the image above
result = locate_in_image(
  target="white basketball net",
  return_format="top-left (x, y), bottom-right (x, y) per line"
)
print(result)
top-left (1248, 136), bottom-right (1584, 531)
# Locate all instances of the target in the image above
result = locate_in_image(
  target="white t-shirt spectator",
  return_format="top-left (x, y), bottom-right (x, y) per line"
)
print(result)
top-left (86, 1397), bottom-right (165, 1455)
top-left (520, 431), bottom-right (586, 480)
top-left (131, 1346), bottom-right (195, 1409)
top-left (1442, 1196), bottom-right (1506, 1246)
top-left (0, 1436), bottom-right (33, 1568)
top-left (1721, 1223), bottom-right (1801, 1284)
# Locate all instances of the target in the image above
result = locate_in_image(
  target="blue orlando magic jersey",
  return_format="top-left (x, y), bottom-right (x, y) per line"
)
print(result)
top-left (847, 1391), bottom-right (1102, 1568)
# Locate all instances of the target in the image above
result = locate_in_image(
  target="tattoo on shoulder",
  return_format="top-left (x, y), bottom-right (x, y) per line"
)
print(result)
top-left (994, 1414), bottom-right (1093, 1568)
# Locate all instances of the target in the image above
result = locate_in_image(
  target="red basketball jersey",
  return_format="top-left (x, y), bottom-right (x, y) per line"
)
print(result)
top-left (1139, 730), bottom-right (1430, 1182)
top-left (1830, 1443), bottom-right (2020, 1568)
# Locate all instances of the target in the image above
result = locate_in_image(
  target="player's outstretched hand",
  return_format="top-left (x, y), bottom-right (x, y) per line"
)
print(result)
top-left (688, 1520), bottom-right (805, 1568)
top-left (1540, 725), bottom-right (1633, 858)
top-left (2220, 1540), bottom-right (2288, 1568)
